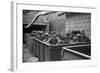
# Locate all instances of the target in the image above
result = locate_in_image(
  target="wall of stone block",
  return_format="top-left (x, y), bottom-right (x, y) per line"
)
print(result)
top-left (65, 13), bottom-right (91, 39)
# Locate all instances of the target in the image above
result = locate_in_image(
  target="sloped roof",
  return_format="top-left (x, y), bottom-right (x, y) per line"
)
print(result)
top-left (24, 11), bottom-right (56, 28)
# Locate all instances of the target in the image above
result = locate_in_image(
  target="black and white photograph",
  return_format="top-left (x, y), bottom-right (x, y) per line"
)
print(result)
top-left (11, 2), bottom-right (97, 71)
top-left (23, 10), bottom-right (91, 62)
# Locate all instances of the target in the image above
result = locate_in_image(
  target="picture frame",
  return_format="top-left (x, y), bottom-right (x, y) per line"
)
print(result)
top-left (11, 1), bottom-right (97, 71)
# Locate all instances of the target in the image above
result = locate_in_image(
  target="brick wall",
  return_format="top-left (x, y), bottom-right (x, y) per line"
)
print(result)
top-left (65, 13), bottom-right (91, 39)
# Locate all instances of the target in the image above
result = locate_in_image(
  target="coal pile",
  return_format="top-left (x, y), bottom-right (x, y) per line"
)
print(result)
top-left (29, 30), bottom-right (90, 45)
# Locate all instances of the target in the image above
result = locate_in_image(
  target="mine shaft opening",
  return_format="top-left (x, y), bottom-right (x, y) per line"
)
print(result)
top-left (23, 24), bottom-right (47, 33)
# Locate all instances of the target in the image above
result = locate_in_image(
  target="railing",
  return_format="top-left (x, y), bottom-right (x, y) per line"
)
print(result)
top-left (31, 36), bottom-right (91, 61)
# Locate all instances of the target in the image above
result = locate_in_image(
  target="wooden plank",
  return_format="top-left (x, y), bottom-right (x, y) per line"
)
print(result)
top-left (39, 43), bottom-right (44, 61)
top-left (44, 45), bottom-right (50, 61)
top-left (62, 47), bottom-right (91, 59)
top-left (50, 46), bottom-right (62, 61)
top-left (64, 44), bottom-right (90, 48)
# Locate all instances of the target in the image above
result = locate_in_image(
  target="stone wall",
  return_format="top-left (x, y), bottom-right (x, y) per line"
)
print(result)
top-left (65, 13), bottom-right (91, 39)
